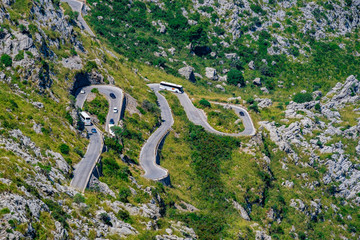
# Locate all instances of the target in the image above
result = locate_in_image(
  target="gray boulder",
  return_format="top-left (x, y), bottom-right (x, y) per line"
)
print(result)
top-left (248, 61), bottom-right (255, 70)
top-left (62, 56), bottom-right (83, 70)
top-left (215, 84), bottom-right (225, 92)
top-left (178, 66), bottom-right (196, 82)
top-left (205, 67), bottom-right (218, 80)
top-left (253, 77), bottom-right (261, 86)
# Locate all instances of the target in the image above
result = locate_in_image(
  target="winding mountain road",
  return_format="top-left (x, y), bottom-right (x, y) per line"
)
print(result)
top-left (71, 85), bottom-right (123, 192)
top-left (139, 83), bottom-right (256, 184)
top-left (60, 0), bottom-right (95, 37)
top-left (139, 84), bottom-right (174, 182)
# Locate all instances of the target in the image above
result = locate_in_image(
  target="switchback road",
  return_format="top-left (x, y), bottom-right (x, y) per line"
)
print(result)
top-left (71, 85), bottom-right (123, 192)
top-left (139, 83), bottom-right (256, 184)
top-left (60, 0), bottom-right (95, 37)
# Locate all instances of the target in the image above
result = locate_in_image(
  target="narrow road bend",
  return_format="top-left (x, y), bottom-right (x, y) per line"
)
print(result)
top-left (139, 83), bottom-right (256, 183)
top-left (71, 85), bottom-right (124, 192)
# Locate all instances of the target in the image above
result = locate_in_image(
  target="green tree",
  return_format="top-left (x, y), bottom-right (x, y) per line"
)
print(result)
top-left (59, 144), bottom-right (70, 154)
top-left (118, 186), bottom-right (131, 202)
top-left (227, 69), bottom-right (245, 87)
top-left (1, 54), bottom-right (12, 67)
top-left (199, 99), bottom-right (211, 108)
top-left (73, 193), bottom-right (85, 204)
top-left (293, 92), bottom-right (313, 103)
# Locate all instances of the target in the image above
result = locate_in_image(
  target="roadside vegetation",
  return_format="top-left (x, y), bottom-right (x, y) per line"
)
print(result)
top-left (83, 90), bottom-right (109, 125)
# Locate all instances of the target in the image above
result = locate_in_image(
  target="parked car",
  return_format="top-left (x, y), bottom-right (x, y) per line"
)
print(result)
top-left (109, 119), bottom-right (115, 124)
top-left (91, 128), bottom-right (97, 133)
top-left (80, 90), bottom-right (85, 94)
top-left (239, 111), bottom-right (245, 116)
top-left (110, 93), bottom-right (116, 99)
top-left (113, 107), bottom-right (118, 113)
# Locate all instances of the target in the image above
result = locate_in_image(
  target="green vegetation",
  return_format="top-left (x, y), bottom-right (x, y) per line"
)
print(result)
top-left (59, 143), bottom-right (70, 155)
top-left (227, 69), bottom-right (245, 87)
top-left (14, 51), bottom-right (24, 61)
top-left (198, 99), bottom-right (211, 108)
top-left (83, 93), bottom-right (109, 125)
top-left (73, 193), bottom-right (86, 204)
top-left (293, 92), bottom-right (313, 103)
top-left (1, 54), bottom-right (12, 67)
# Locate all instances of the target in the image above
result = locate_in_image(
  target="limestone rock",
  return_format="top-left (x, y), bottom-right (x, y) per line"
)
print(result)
top-left (62, 56), bottom-right (83, 70)
top-left (253, 77), bottom-right (261, 86)
top-left (205, 67), bottom-right (218, 80)
top-left (178, 66), bottom-right (196, 82)
top-left (215, 84), bottom-right (225, 91)
top-left (232, 200), bottom-right (250, 221)
top-left (248, 60), bottom-right (255, 70)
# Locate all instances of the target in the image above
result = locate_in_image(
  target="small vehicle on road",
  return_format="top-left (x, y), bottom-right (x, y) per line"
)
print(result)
top-left (110, 93), bottom-right (116, 99)
top-left (80, 90), bottom-right (85, 94)
top-left (91, 128), bottom-right (97, 134)
top-left (239, 111), bottom-right (245, 116)
top-left (109, 119), bottom-right (115, 124)
top-left (113, 107), bottom-right (118, 113)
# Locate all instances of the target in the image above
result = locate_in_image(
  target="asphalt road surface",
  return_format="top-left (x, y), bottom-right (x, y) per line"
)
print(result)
top-left (71, 85), bottom-right (123, 192)
top-left (139, 84), bottom-right (173, 181)
top-left (60, 0), bottom-right (95, 37)
top-left (75, 85), bottom-right (123, 132)
top-left (175, 92), bottom-right (255, 136)
top-left (140, 83), bottom-right (256, 182)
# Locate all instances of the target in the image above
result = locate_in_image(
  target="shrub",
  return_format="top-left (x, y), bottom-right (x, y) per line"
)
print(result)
top-left (1, 54), bottom-right (12, 67)
top-left (85, 61), bottom-right (97, 72)
top-left (104, 137), bottom-right (123, 154)
top-left (28, 24), bottom-right (37, 34)
top-left (249, 103), bottom-right (259, 113)
top-left (117, 209), bottom-right (131, 223)
top-left (315, 103), bottom-right (321, 112)
top-left (91, 88), bottom-right (99, 93)
top-left (293, 92), bottom-right (313, 103)
top-left (43, 199), bottom-right (69, 229)
top-left (272, 23), bottom-right (280, 28)
top-left (19, 24), bottom-right (26, 33)
top-left (199, 99), bottom-right (211, 108)
top-left (59, 144), bottom-right (70, 154)
top-left (118, 186), bottom-right (131, 202)
top-left (73, 193), bottom-right (85, 204)
top-left (141, 100), bottom-right (160, 113)
top-left (99, 212), bottom-right (112, 226)
top-left (70, 48), bottom-right (77, 56)
top-left (14, 50), bottom-right (24, 61)
top-left (227, 69), bottom-right (245, 87)
top-left (65, 112), bottom-right (73, 125)
top-left (250, 4), bottom-right (265, 14)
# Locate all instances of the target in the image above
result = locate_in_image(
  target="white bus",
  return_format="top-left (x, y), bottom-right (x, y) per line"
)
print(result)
top-left (159, 81), bottom-right (183, 93)
top-left (80, 111), bottom-right (91, 126)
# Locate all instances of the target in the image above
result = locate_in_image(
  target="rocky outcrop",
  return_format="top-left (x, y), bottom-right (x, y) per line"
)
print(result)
top-left (88, 175), bottom-right (116, 198)
top-left (62, 56), bottom-right (83, 70)
top-left (178, 66), bottom-right (196, 82)
top-left (71, 70), bottom-right (104, 95)
top-left (205, 67), bottom-right (218, 80)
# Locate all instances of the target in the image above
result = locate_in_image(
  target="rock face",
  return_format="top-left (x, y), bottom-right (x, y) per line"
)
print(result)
top-left (178, 66), bottom-right (196, 82)
top-left (205, 67), bottom-right (218, 80)
top-left (62, 56), bottom-right (83, 70)
top-left (255, 98), bottom-right (272, 108)
top-left (232, 200), bottom-right (250, 221)
top-left (88, 175), bottom-right (116, 198)
top-left (71, 70), bottom-right (104, 95)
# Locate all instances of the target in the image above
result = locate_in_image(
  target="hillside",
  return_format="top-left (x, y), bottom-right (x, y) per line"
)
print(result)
top-left (0, 0), bottom-right (359, 239)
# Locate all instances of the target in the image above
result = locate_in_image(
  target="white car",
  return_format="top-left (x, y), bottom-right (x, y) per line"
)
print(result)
top-left (80, 90), bottom-right (85, 94)
top-left (113, 107), bottom-right (118, 113)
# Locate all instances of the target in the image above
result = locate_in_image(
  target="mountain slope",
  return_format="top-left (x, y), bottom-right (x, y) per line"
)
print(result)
top-left (0, 0), bottom-right (359, 239)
